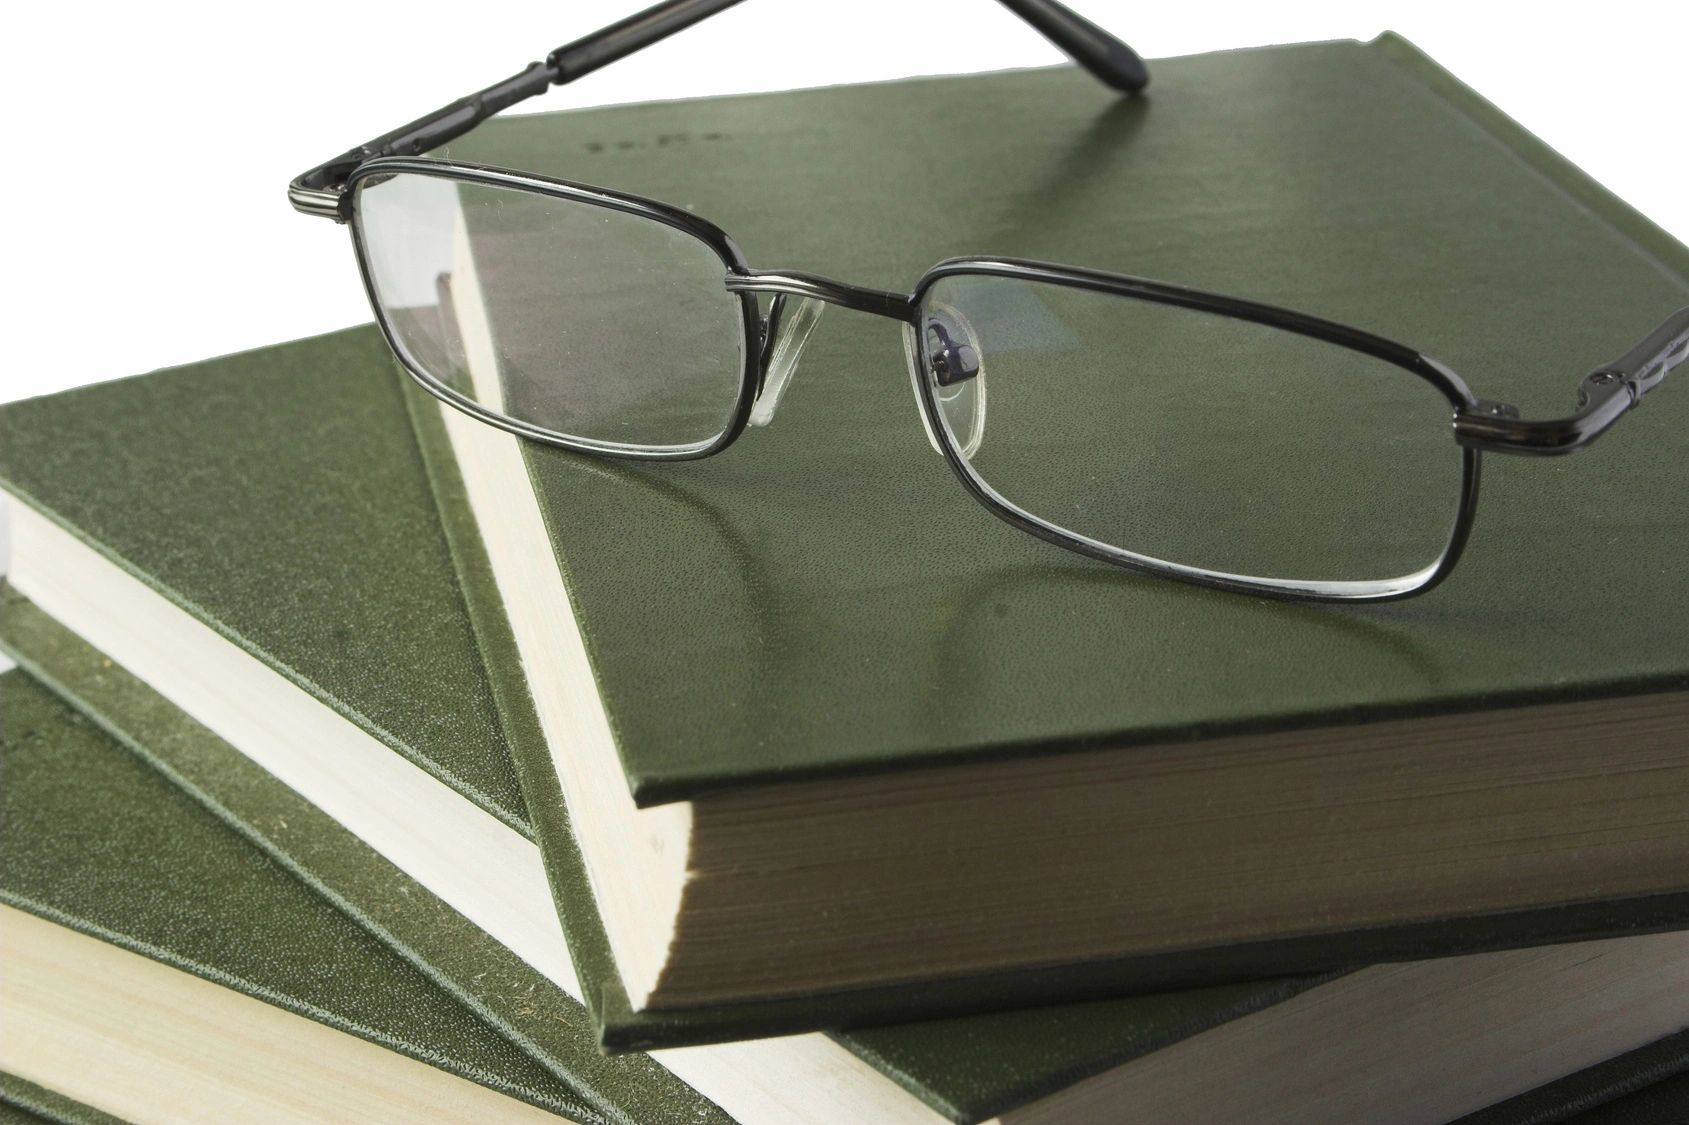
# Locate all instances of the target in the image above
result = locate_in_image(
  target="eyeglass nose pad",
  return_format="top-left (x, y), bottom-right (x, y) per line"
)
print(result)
top-left (749, 295), bottom-right (826, 427)
top-left (902, 324), bottom-right (946, 456)
top-left (916, 306), bottom-right (988, 459)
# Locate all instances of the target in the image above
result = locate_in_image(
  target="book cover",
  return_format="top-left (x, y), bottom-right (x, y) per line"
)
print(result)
top-left (411, 32), bottom-right (1689, 1031)
top-left (1, 1076), bottom-right (127, 1125)
top-left (443, 35), bottom-right (1689, 802)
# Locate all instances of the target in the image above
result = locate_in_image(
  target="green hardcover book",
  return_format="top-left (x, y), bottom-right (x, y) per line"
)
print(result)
top-left (0, 669), bottom-right (699, 1125)
top-left (3, 36), bottom-right (1688, 1124)
top-left (406, 33), bottom-right (1689, 1034)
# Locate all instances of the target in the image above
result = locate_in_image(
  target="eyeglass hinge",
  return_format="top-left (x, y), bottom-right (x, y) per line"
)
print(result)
top-left (288, 180), bottom-right (349, 223)
top-left (1453, 385), bottom-right (1627, 457)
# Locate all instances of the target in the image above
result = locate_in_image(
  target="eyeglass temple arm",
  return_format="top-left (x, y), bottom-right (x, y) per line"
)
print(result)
top-left (553, 0), bottom-right (1147, 89)
top-left (1454, 306), bottom-right (1689, 455)
top-left (289, 0), bottom-right (1148, 218)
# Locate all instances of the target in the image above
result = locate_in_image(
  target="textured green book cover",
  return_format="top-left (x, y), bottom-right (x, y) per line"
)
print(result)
top-left (0, 669), bottom-right (666, 1124)
top-left (0, 1076), bottom-right (127, 1125)
top-left (409, 34), bottom-right (1689, 1042)
top-left (426, 35), bottom-right (1689, 803)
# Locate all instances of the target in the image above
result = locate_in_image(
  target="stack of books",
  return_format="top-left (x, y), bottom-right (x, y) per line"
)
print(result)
top-left (4, 34), bottom-right (1688, 1124)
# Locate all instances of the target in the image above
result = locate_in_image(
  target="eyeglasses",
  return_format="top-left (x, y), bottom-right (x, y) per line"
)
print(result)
top-left (291, 0), bottom-right (1688, 603)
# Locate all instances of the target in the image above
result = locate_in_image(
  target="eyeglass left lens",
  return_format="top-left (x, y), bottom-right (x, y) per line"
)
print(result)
top-left (353, 170), bottom-right (746, 453)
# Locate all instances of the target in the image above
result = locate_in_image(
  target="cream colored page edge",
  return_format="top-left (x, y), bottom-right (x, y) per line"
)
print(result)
top-left (443, 199), bottom-right (693, 1009)
top-left (5, 498), bottom-right (574, 993)
top-left (0, 905), bottom-right (568, 1125)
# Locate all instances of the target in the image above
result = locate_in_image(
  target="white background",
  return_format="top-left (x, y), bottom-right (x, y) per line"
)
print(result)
top-left (4, 0), bottom-right (1687, 404)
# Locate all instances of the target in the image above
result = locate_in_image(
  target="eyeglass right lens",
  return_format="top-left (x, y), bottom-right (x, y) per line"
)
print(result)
top-left (916, 273), bottom-right (1466, 595)
top-left (353, 170), bottom-right (747, 454)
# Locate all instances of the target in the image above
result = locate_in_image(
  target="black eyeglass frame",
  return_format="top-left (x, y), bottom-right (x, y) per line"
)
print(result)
top-left (299, 0), bottom-right (1689, 604)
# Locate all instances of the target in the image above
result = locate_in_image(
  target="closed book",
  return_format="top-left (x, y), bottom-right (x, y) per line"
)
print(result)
top-left (408, 33), bottom-right (1689, 1034)
top-left (0, 669), bottom-right (700, 1125)
top-left (5, 318), bottom-right (1686, 1121)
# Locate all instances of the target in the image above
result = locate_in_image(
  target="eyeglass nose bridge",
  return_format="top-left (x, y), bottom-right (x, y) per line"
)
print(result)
top-left (725, 269), bottom-right (917, 321)
top-left (727, 268), bottom-right (986, 457)
top-left (729, 268), bottom-right (922, 429)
